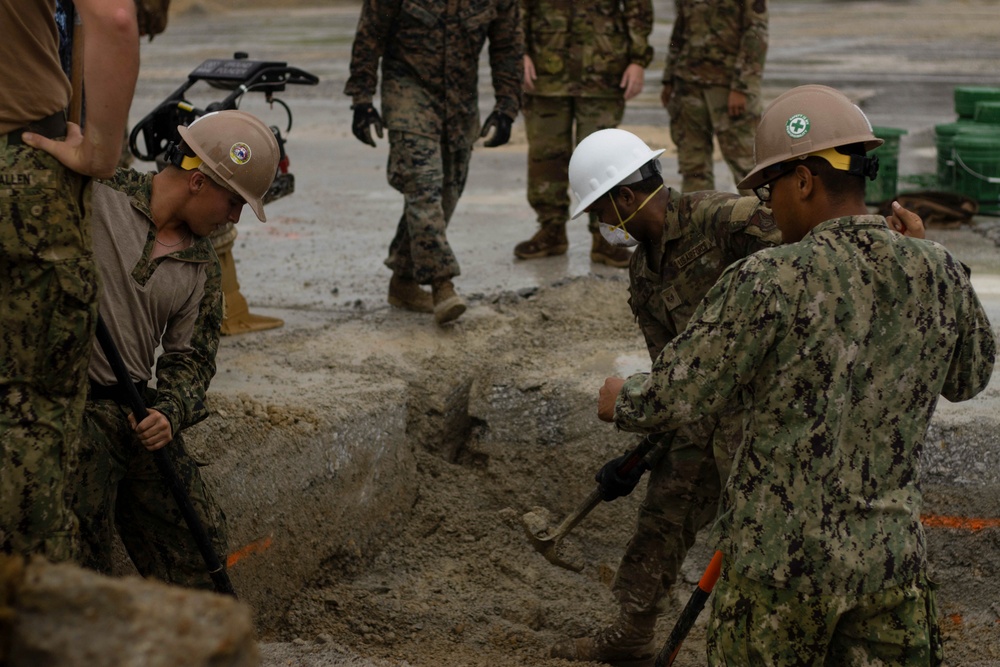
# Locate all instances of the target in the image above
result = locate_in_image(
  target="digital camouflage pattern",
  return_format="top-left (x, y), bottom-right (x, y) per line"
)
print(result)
top-left (524, 95), bottom-right (624, 232)
top-left (666, 81), bottom-right (760, 192)
top-left (662, 0), bottom-right (767, 192)
top-left (1, 137), bottom-right (96, 562)
top-left (707, 564), bottom-right (944, 666)
top-left (73, 392), bottom-right (228, 590)
top-left (612, 190), bottom-right (779, 614)
top-left (522, 0), bottom-right (652, 98)
top-left (615, 215), bottom-right (996, 599)
top-left (345, 0), bottom-right (521, 283)
top-left (88, 169), bottom-right (221, 435)
top-left (344, 0), bottom-right (522, 149)
top-left (69, 168), bottom-right (226, 589)
top-left (384, 130), bottom-right (470, 284)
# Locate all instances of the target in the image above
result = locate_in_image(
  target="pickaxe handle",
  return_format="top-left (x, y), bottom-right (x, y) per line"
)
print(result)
top-left (655, 550), bottom-right (724, 667)
top-left (94, 316), bottom-right (237, 597)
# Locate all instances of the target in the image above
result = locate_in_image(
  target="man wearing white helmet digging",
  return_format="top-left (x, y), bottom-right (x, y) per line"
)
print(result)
top-left (70, 110), bottom-right (279, 589)
top-left (554, 123), bottom-right (927, 664)
top-left (598, 85), bottom-right (994, 664)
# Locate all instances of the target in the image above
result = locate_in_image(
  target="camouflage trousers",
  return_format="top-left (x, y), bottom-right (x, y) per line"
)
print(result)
top-left (524, 95), bottom-right (625, 233)
top-left (72, 394), bottom-right (229, 591)
top-left (666, 80), bottom-right (760, 194)
top-left (1, 138), bottom-right (97, 562)
top-left (611, 413), bottom-right (741, 615)
top-left (707, 563), bottom-right (944, 666)
top-left (385, 130), bottom-right (471, 285)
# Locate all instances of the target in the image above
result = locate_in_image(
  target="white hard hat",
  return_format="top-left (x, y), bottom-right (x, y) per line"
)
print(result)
top-left (569, 129), bottom-right (665, 219)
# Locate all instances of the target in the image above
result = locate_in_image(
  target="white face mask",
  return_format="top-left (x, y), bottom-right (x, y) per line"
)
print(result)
top-left (599, 222), bottom-right (639, 247)
top-left (597, 183), bottom-right (664, 247)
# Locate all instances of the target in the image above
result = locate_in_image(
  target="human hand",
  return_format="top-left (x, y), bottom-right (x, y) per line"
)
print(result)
top-left (728, 90), bottom-right (747, 117)
top-left (598, 377), bottom-right (626, 422)
top-left (351, 103), bottom-right (384, 147)
top-left (480, 111), bottom-right (512, 148)
top-left (22, 122), bottom-right (120, 179)
top-left (886, 200), bottom-right (925, 239)
top-left (660, 82), bottom-right (673, 109)
top-left (594, 450), bottom-right (649, 501)
top-left (523, 55), bottom-right (537, 92)
top-left (620, 64), bottom-right (645, 101)
top-left (128, 408), bottom-right (173, 452)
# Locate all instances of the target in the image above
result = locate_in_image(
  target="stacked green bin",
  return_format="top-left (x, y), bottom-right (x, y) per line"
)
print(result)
top-left (951, 100), bottom-right (1000, 214)
top-left (954, 86), bottom-right (1000, 119)
top-left (865, 126), bottom-right (908, 205)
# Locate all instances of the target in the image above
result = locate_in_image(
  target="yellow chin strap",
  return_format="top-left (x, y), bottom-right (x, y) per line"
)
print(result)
top-left (608, 183), bottom-right (664, 236)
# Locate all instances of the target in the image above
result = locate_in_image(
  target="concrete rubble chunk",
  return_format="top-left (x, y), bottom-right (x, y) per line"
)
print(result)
top-left (1, 555), bottom-right (258, 667)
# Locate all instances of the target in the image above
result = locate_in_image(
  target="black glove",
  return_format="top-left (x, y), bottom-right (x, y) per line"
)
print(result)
top-left (480, 111), bottom-right (512, 147)
top-left (351, 103), bottom-right (384, 147)
top-left (595, 450), bottom-right (650, 502)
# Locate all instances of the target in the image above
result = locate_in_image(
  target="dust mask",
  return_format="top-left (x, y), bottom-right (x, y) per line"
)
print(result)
top-left (598, 184), bottom-right (663, 247)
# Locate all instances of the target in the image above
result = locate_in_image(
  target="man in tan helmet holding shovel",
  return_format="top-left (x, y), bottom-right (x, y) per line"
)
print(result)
top-left (70, 110), bottom-right (279, 589)
top-left (553, 122), bottom-right (927, 663)
top-left (599, 84), bottom-right (994, 665)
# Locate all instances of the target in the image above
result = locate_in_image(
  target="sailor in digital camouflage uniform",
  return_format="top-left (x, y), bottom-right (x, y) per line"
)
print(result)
top-left (344, 0), bottom-right (522, 326)
top-left (600, 85), bottom-right (995, 665)
top-left (0, 0), bottom-right (137, 563)
top-left (550, 127), bottom-right (780, 663)
top-left (513, 0), bottom-right (653, 268)
top-left (71, 110), bottom-right (278, 589)
top-left (661, 0), bottom-right (768, 194)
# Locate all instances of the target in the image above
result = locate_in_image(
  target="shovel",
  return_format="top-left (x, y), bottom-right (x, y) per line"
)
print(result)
top-left (95, 315), bottom-right (237, 597)
top-left (655, 550), bottom-right (724, 666)
top-left (521, 434), bottom-right (658, 572)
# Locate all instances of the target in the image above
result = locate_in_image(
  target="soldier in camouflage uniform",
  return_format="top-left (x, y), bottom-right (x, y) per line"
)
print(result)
top-left (661, 0), bottom-right (767, 194)
top-left (513, 0), bottom-right (653, 268)
top-left (552, 127), bottom-right (780, 663)
top-left (600, 86), bottom-right (995, 665)
top-left (70, 111), bottom-right (278, 589)
top-left (345, 0), bottom-right (522, 326)
top-left (1, 0), bottom-right (138, 562)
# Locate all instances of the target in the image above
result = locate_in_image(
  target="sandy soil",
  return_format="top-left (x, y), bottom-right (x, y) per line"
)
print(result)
top-left (116, 2), bottom-right (1000, 666)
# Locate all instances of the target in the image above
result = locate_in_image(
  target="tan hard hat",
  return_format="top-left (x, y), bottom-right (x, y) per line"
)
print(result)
top-left (738, 85), bottom-right (884, 191)
top-left (177, 110), bottom-right (279, 222)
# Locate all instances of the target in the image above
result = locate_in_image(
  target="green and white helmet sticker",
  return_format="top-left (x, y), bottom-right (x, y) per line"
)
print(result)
top-left (786, 114), bottom-right (810, 139)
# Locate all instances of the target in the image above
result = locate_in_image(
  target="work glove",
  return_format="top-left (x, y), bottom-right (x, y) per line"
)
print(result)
top-left (351, 103), bottom-right (384, 147)
top-left (480, 111), bottom-right (512, 147)
top-left (595, 450), bottom-right (650, 502)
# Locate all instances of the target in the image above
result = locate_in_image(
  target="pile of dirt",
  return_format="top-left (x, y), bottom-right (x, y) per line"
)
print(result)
top-left (244, 276), bottom-right (1000, 667)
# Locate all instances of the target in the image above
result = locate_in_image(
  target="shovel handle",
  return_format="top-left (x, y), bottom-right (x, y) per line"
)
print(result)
top-left (615, 434), bottom-right (659, 475)
top-left (655, 551), bottom-right (724, 667)
top-left (95, 316), bottom-right (237, 598)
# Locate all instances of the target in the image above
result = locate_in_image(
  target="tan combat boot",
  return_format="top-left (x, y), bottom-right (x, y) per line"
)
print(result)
top-left (431, 279), bottom-right (466, 325)
top-left (513, 223), bottom-right (569, 259)
top-left (387, 275), bottom-right (434, 313)
top-left (218, 244), bottom-right (284, 335)
top-left (590, 232), bottom-right (633, 268)
top-left (550, 611), bottom-right (657, 665)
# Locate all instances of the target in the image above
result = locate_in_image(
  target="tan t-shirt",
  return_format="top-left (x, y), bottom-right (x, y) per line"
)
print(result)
top-left (0, 0), bottom-right (71, 134)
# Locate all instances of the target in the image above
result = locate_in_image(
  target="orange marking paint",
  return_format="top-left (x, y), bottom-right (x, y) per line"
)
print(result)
top-left (948, 614), bottom-right (963, 626)
top-left (227, 535), bottom-right (274, 568)
top-left (920, 515), bottom-right (1000, 532)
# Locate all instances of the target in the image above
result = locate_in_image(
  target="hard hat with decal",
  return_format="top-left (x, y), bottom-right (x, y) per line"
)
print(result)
top-left (738, 85), bottom-right (884, 191)
top-left (569, 128), bottom-right (666, 219)
top-left (176, 109), bottom-right (279, 222)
